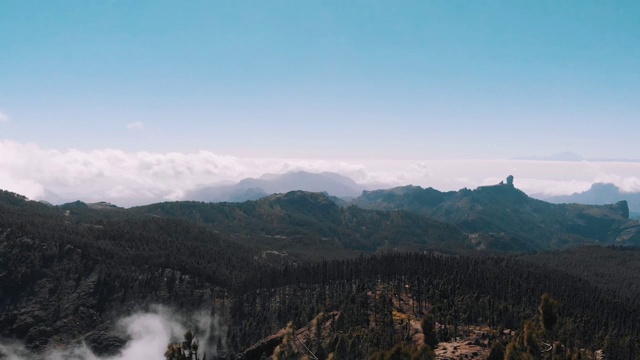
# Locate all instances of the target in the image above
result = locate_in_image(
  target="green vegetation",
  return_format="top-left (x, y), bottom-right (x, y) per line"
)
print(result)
top-left (229, 253), bottom-right (639, 358)
top-left (351, 183), bottom-right (640, 250)
top-left (1, 188), bottom-right (640, 358)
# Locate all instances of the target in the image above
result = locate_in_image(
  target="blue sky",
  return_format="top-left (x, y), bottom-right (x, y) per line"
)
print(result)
top-left (2, 0), bottom-right (639, 159)
top-left (2, 1), bottom-right (640, 205)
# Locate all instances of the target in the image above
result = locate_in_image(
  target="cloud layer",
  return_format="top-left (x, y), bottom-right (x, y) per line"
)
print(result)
top-left (1, 140), bottom-right (640, 207)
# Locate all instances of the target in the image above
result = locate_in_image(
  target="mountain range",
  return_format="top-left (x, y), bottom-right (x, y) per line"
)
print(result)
top-left (1, 185), bottom-right (640, 358)
top-left (183, 171), bottom-right (367, 203)
top-left (184, 171), bottom-right (640, 221)
top-left (8, 175), bottom-right (640, 257)
top-left (2, 178), bottom-right (640, 358)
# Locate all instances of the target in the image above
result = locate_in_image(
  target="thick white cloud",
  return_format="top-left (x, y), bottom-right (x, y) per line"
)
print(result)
top-left (1, 140), bottom-right (640, 207)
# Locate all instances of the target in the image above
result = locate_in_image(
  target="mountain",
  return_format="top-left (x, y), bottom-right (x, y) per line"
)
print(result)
top-left (542, 182), bottom-right (640, 213)
top-left (350, 176), bottom-right (640, 250)
top-left (512, 152), bottom-right (640, 162)
top-left (0, 189), bottom-right (257, 354)
top-left (513, 151), bottom-right (584, 161)
top-left (2, 188), bottom-right (640, 358)
top-left (183, 171), bottom-right (367, 203)
top-left (133, 190), bottom-right (470, 257)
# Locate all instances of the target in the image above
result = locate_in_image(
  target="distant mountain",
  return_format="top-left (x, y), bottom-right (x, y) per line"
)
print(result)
top-left (350, 176), bottom-right (640, 250)
top-left (542, 182), bottom-right (640, 213)
top-left (512, 151), bottom-right (640, 163)
top-left (183, 171), bottom-right (366, 203)
top-left (513, 151), bottom-right (584, 161)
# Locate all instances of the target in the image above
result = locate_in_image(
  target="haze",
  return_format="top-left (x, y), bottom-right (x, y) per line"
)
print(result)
top-left (1, 1), bottom-right (639, 205)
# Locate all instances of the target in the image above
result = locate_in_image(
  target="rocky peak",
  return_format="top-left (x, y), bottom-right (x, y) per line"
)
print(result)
top-left (612, 200), bottom-right (630, 219)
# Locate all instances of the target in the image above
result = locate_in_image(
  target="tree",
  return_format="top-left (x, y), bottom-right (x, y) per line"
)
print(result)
top-left (538, 293), bottom-right (559, 333)
top-left (165, 330), bottom-right (205, 360)
top-left (504, 341), bottom-right (521, 360)
top-left (523, 320), bottom-right (541, 359)
top-left (273, 322), bottom-right (299, 360)
top-left (486, 340), bottom-right (505, 360)
top-left (420, 313), bottom-right (439, 350)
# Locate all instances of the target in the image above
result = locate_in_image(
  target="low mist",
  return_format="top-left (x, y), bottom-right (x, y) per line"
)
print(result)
top-left (0, 306), bottom-right (222, 360)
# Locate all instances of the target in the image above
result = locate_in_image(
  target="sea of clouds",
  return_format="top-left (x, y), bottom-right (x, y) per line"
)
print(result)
top-left (2, 140), bottom-right (640, 207)
top-left (0, 306), bottom-right (220, 360)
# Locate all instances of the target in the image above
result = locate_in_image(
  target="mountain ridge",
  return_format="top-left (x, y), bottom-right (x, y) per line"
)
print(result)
top-left (348, 177), bottom-right (640, 250)
top-left (5, 174), bottom-right (640, 255)
top-left (182, 171), bottom-right (368, 203)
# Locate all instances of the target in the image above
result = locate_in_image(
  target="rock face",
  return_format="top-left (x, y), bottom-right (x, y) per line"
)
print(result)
top-left (611, 200), bottom-right (630, 219)
top-left (506, 175), bottom-right (514, 186)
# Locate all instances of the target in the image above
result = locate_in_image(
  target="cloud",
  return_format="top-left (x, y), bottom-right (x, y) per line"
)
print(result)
top-left (0, 306), bottom-right (221, 360)
top-left (0, 110), bottom-right (9, 123)
top-left (1, 140), bottom-right (640, 207)
top-left (126, 121), bottom-right (144, 130)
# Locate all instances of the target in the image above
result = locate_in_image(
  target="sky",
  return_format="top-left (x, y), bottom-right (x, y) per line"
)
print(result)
top-left (1, 1), bottom-right (640, 205)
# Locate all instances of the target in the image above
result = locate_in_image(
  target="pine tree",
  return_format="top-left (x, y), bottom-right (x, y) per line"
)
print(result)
top-left (164, 330), bottom-right (204, 360)
top-left (420, 313), bottom-right (439, 350)
top-left (539, 293), bottom-right (559, 333)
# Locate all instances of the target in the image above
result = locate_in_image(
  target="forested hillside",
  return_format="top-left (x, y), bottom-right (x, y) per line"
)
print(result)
top-left (521, 246), bottom-right (640, 300)
top-left (1, 189), bottom-right (639, 359)
top-left (231, 253), bottom-right (640, 359)
top-left (131, 191), bottom-right (470, 258)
